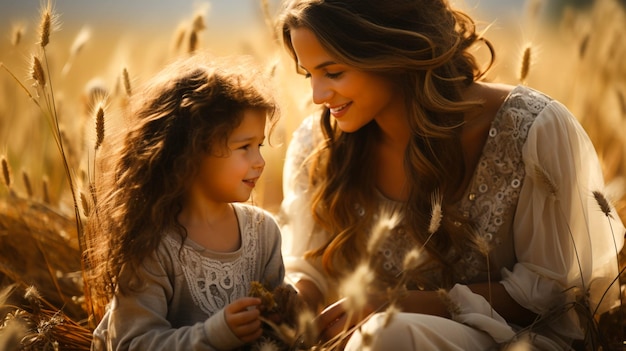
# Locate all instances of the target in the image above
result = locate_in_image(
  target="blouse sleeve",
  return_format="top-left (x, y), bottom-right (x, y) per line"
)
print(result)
top-left (278, 115), bottom-right (332, 299)
top-left (258, 208), bottom-right (287, 290)
top-left (96, 251), bottom-right (242, 351)
top-left (500, 99), bottom-right (625, 336)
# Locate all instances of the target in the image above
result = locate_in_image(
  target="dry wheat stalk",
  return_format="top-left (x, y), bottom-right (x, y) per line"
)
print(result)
top-left (22, 170), bottom-right (33, 198)
top-left (95, 106), bottom-right (105, 150)
top-left (11, 24), bottom-right (24, 46)
top-left (38, 1), bottom-right (53, 48)
top-left (42, 176), bottom-right (51, 204)
top-left (31, 56), bottom-right (46, 87)
top-left (122, 67), bottom-right (132, 97)
top-left (188, 31), bottom-right (199, 53)
top-left (519, 45), bottom-right (532, 83)
top-left (2, 156), bottom-right (12, 188)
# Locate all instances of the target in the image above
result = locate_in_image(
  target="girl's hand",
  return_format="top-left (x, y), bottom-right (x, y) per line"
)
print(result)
top-left (223, 297), bottom-right (263, 343)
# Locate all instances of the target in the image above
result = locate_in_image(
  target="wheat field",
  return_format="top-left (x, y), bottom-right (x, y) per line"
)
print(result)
top-left (0, 0), bottom-right (625, 350)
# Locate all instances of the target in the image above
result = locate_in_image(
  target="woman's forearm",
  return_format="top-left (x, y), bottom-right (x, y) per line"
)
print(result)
top-left (396, 282), bottom-right (536, 326)
top-left (295, 279), bottom-right (325, 313)
top-left (468, 282), bottom-right (537, 326)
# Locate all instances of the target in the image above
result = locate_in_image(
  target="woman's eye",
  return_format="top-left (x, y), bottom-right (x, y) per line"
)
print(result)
top-left (303, 71), bottom-right (343, 79)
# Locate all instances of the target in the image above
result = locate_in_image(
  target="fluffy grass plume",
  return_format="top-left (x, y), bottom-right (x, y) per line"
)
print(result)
top-left (94, 105), bottom-right (105, 150)
top-left (1, 156), bottom-right (11, 188)
top-left (519, 44), bottom-right (532, 84)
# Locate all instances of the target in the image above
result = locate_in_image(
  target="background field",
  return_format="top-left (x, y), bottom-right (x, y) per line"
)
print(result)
top-left (0, 0), bottom-right (625, 349)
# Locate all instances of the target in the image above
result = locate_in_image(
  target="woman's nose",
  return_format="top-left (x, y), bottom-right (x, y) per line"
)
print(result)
top-left (311, 78), bottom-right (333, 105)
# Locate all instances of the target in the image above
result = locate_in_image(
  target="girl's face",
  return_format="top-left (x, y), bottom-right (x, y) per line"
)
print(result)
top-left (191, 109), bottom-right (267, 204)
top-left (290, 27), bottom-right (404, 133)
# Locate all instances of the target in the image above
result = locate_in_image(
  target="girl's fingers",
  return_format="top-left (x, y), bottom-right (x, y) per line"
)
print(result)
top-left (230, 316), bottom-right (263, 338)
top-left (238, 326), bottom-right (264, 343)
top-left (226, 297), bottom-right (261, 313)
top-left (224, 298), bottom-right (264, 340)
top-left (227, 304), bottom-right (261, 326)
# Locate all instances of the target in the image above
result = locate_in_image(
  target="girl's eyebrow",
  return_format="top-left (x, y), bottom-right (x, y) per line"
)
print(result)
top-left (230, 135), bottom-right (265, 144)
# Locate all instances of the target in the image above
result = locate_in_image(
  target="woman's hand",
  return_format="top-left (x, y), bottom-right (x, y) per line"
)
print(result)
top-left (223, 297), bottom-right (263, 343)
top-left (315, 296), bottom-right (384, 344)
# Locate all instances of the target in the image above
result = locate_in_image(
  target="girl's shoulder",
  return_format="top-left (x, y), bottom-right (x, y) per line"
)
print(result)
top-left (232, 203), bottom-right (280, 230)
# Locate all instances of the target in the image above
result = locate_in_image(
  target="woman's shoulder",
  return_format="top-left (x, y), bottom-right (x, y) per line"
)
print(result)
top-left (503, 84), bottom-right (554, 113)
top-left (472, 82), bottom-right (554, 117)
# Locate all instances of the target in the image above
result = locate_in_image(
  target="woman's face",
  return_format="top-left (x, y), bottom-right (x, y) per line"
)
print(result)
top-left (290, 27), bottom-right (404, 133)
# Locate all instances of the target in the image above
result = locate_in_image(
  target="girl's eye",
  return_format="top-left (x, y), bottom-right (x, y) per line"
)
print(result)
top-left (325, 72), bottom-right (343, 79)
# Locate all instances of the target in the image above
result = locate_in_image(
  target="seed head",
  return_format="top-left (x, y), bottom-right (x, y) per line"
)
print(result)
top-left (95, 106), bottom-right (105, 150)
top-left (472, 231), bottom-right (492, 257)
top-left (382, 304), bottom-right (399, 328)
top-left (11, 24), bottom-right (24, 46)
top-left (428, 191), bottom-right (443, 234)
top-left (437, 288), bottom-right (461, 317)
top-left (22, 170), bottom-right (33, 198)
top-left (340, 264), bottom-right (374, 313)
top-left (70, 27), bottom-right (91, 57)
top-left (189, 31), bottom-right (198, 53)
top-left (38, 2), bottom-right (54, 48)
top-left (534, 165), bottom-right (558, 197)
top-left (367, 206), bottom-right (401, 254)
top-left (31, 56), bottom-right (46, 87)
top-left (519, 45), bottom-right (532, 83)
top-left (192, 14), bottom-right (206, 32)
top-left (24, 286), bottom-right (43, 315)
top-left (402, 248), bottom-right (421, 271)
top-left (122, 67), bottom-right (132, 97)
top-left (593, 190), bottom-right (613, 218)
top-left (81, 191), bottom-right (91, 217)
top-left (1, 157), bottom-right (11, 188)
top-left (42, 176), bottom-right (51, 204)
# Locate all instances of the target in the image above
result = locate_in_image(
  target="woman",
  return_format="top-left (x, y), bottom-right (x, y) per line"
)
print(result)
top-left (276, 0), bottom-right (625, 349)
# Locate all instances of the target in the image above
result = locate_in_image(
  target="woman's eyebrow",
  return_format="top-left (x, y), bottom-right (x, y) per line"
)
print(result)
top-left (299, 60), bottom-right (338, 71)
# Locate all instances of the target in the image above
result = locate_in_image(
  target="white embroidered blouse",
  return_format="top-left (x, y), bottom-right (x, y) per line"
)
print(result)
top-left (92, 203), bottom-right (285, 351)
top-left (279, 85), bottom-right (624, 346)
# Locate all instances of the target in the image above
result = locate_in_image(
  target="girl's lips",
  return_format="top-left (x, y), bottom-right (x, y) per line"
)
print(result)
top-left (243, 177), bottom-right (258, 188)
top-left (328, 102), bottom-right (351, 118)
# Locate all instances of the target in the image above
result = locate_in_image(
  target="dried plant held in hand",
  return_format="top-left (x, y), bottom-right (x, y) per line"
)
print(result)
top-left (247, 281), bottom-right (307, 350)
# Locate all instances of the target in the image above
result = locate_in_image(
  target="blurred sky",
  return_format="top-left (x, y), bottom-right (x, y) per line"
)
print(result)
top-left (0, 0), bottom-right (529, 35)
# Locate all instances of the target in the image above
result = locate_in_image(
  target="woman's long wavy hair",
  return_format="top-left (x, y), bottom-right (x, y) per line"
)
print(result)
top-left (279, 0), bottom-right (495, 284)
top-left (86, 55), bottom-right (277, 304)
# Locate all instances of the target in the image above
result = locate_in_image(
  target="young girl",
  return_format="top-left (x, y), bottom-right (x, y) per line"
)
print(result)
top-left (88, 54), bottom-right (284, 351)
top-left (276, 0), bottom-right (625, 350)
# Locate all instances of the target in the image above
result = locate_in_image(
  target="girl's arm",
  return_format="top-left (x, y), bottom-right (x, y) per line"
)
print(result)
top-left (96, 250), bottom-right (246, 351)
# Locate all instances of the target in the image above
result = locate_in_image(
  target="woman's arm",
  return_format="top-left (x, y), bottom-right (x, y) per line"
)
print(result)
top-left (294, 278), bottom-right (326, 313)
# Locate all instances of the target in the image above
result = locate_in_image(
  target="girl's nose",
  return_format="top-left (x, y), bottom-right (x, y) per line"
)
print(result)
top-left (253, 150), bottom-right (265, 170)
top-left (311, 78), bottom-right (333, 105)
